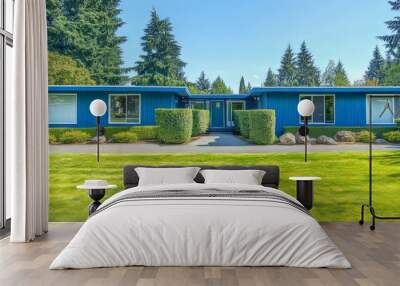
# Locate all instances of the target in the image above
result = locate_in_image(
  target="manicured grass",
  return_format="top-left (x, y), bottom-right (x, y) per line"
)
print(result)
top-left (49, 151), bottom-right (400, 222)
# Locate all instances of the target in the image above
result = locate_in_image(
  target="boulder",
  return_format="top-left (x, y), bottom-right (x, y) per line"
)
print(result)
top-left (375, 138), bottom-right (389, 144)
top-left (279, 132), bottom-right (296, 145)
top-left (335, 131), bottom-right (356, 143)
top-left (89, 135), bottom-right (107, 144)
top-left (295, 133), bottom-right (310, 144)
top-left (316, 135), bottom-right (337, 145)
top-left (310, 138), bottom-right (317, 145)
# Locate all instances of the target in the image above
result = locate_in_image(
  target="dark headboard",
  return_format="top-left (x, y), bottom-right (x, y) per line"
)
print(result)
top-left (123, 165), bottom-right (280, 189)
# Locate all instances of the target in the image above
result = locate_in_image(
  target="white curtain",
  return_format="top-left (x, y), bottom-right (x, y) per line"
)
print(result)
top-left (9, 0), bottom-right (48, 242)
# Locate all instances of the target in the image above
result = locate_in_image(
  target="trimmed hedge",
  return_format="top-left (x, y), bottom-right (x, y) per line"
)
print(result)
top-left (192, 109), bottom-right (210, 136)
top-left (234, 110), bottom-right (250, 138)
top-left (111, 131), bottom-right (138, 143)
top-left (130, 126), bottom-right (159, 140)
top-left (284, 126), bottom-right (396, 138)
top-left (249, 110), bottom-right (276, 145)
top-left (383, 131), bottom-right (400, 142)
top-left (156, 108), bottom-right (193, 144)
top-left (49, 134), bottom-right (57, 144)
top-left (356, 130), bottom-right (375, 143)
top-left (59, 130), bottom-right (90, 144)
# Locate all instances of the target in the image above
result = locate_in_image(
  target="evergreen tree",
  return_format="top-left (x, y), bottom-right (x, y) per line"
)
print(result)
top-left (263, 68), bottom-right (277, 86)
top-left (211, 76), bottom-right (233, 94)
top-left (379, 0), bottom-right (400, 61)
top-left (278, 45), bottom-right (297, 86)
top-left (383, 63), bottom-right (400, 85)
top-left (239, 76), bottom-right (247, 93)
top-left (364, 46), bottom-right (385, 85)
top-left (246, 82), bottom-right (252, 93)
top-left (321, 60), bottom-right (336, 86)
top-left (295, 41), bottom-right (320, 86)
top-left (334, 61), bottom-right (350, 86)
top-left (196, 71), bottom-right (210, 92)
top-left (132, 8), bottom-right (186, 86)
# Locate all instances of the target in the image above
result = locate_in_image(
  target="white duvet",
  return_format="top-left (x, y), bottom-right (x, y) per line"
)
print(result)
top-left (50, 183), bottom-right (351, 269)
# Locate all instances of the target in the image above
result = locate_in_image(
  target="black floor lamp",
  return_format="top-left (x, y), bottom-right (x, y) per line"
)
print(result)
top-left (89, 99), bottom-right (107, 162)
top-left (297, 99), bottom-right (315, 162)
top-left (359, 95), bottom-right (400, 230)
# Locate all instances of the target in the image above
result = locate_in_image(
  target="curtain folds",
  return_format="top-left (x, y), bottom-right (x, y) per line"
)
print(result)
top-left (9, 0), bottom-right (48, 242)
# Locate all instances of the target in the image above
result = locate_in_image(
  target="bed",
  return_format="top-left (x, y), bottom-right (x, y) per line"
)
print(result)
top-left (50, 165), bottom-right (350, 269)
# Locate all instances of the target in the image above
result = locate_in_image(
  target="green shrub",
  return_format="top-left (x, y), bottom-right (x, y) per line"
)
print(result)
top-left (49, 134), bottom-right (57, 144)
top-left (156, 109), bottom-right (193, 144)
top-left (249, 110), bottom-right (276, 145)
top-left (49, 128), bottom-right (96, 141)
top-left (283, 126), bottom-right (396, 138)
top-left (59, 130), bottom-right (90, 144)
top-left (111, 131), bottom-right (138, 143)
top-left (129, 126), bottom-right (159, 140)
top-left (356, 130), bottom-right (375, 143)
top-left (383, 131), bottom-right (400, 142)
top-left (234, 110), bottom-right (250, 138)
top-left (192, 109), bottom-right (210, 136)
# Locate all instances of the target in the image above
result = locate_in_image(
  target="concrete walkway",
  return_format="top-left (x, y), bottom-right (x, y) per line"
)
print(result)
top-left (49, 132), bottom-right (400, 153)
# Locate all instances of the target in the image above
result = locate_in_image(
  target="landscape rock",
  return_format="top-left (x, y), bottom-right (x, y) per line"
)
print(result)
top-left (335, 131), bottom-right (356, 143)
top-left (279, 132), bottom-right (296, 145)
top-left (375, 138), bottom-right (389, 144)
top-left (89, 135), bottom-right (107, 144)
top-left (295, 133), bottom-right (310, 144)
top-left (310, 138), bottom-right (317, 145)
top-left (316, 135), bottom-right (337, 145)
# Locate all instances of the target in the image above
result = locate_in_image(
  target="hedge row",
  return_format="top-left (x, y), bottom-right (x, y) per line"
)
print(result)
top-left (233, 110), bottom-right (276, 145)
top-left (156, 109), bottom-right (193, 144)
top-left (283, 126), bottom-right (396, 138)
top-left (192, 109), bottom-right (210, 136)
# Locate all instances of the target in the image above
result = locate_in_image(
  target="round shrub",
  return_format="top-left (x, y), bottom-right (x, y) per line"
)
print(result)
top-left (49, 134), bottom-right (57, 144)
top-left (192, 109), bottom-right (210, 136)
top-left (111, 131), bottom-right (138, 143)
top-left (156, 109), bottom-right (193, 144)
top-left (383, 131), bottom-right (400, 142)
top-left (59, 130), bottom-right (90, 144)
top-left (249, 110), bottom-right (276, 145)
top-left (356, 130), bottom-right (376, 143)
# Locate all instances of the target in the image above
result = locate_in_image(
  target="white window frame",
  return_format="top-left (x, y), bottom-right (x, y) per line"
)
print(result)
top-left (299, 94), bottom-right (335, 125)
top-left (226, 100), bottom-right (246, 127)
top-left (48, 93), bottom-right (78, 124)
top-left (108, 94), bottom-right (141, 125)
top-left (366, 94), bottom-right (400, 125)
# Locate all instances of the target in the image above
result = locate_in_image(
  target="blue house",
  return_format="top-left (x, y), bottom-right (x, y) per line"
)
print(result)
top-left (48, 86), bottom-right (400, 135)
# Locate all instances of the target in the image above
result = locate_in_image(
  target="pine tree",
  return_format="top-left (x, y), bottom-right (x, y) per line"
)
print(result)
top-left (295, 41), bottom-right (320, 86)
top-left (239, 76), bottom-right (247, 93)
top-left (211, 76), bottom-right (233, 94)
top-left (196, 71), bottom-right (210, 92)
top-left (334, 61), bottom-right (350, 86)
top-left (278, 45), bottom-right (297, 86)
top-left (379, 0), bottom-right (400, 61)
top-left (364, 46), bottom-right (385, 85)
top-left (246, 82), bottom-right (252, 93)
top-left (263, 68), bottom-right (277, 86)
top-left (321, 60), bottom-right (336, 86)
top-left (132, 8), bottom-right (186, 86)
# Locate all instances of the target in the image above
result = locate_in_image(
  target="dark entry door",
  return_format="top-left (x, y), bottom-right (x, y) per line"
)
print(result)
top-left (210, 101), bottom-right (224, 128)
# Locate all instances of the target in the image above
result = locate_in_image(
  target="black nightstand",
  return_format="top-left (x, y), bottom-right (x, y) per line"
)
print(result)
top-left (77, 182), bottom-right (117, 215)
top-left (289, 177), bottom-right (321, 210)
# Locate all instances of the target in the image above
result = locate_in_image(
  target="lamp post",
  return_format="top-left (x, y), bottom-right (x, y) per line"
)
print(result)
top-left (297, 99), bottom-right (315, 162)
top-left (89, 99), bottom-right (107, 162)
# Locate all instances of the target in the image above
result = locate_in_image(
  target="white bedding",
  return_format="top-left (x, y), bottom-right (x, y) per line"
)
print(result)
top-left (50, 183), bottom-right (351, 269)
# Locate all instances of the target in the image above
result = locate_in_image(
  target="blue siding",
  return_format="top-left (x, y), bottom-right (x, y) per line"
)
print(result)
top-left (335, 93), bottom-right (366, 126)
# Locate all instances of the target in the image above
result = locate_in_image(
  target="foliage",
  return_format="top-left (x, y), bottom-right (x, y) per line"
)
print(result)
top-left (383, 130), bottom-right (400, 142)
top-left (233, 110), bottom-right (250, 138)
top-left (59, 130), bottom-right (90, 144)
top-left (186, 82), bottom-right (205, 94)
top-left (246, 82), bottom-right (252, 92)
top-left (48, 51), bottom-right (96, 85)
top-left (49, 134), bottom-right (58, 144)
top-left (283, 126), bottom-right (395, 138)
top-left (334, 61), bottom-right (350, 86)
top-left (278, 45), bottom-right (297, 86)
top-left (364, 46), bottom-right (385, 85)
top-left (249, 110), bottom-right (276, 145)
top-left (264, 68), bottom-right (277, 86)
top-left (378, 0), bottom-right (400, 60)
top-left (383, 63), bottom-right (400, 85)
top-left (295, 41), bottom-right (320, 86)
top-left (211, 76), bottom-right (233, 94)
top-left (395, 118), bottom-right (400, 130)
top-left (132, 9), bottom-right (186, 86)
top-left (47, 0), bottom-right (128, 85)
top-left (239, 76), bottom-right (246, 93)
top-left (129, 126), bottom-right (159, 140)
top-left (355, 130), bottom-right (376, 143)
top-left (192, 109), bottom-right (210, 136)
top-left (156, 109), bottom-right (193, 143)
top-left (111, 131), bottom-right (138, 143)
top-left (321, 60), bottom-right (337, 86)
top-left (196, 71), bottom-right (211, 92)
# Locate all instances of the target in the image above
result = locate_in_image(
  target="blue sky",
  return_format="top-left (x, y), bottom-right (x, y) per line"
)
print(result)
top-left (118, 0), bottom-right (394, 92)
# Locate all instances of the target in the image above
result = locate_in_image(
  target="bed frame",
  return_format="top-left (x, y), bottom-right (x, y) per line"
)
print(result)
top-left (123, 165), bottom-right (280, 189)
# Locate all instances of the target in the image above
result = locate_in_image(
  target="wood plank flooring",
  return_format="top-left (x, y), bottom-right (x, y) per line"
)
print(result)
top-left (0, 222), bottom-right (399, 286)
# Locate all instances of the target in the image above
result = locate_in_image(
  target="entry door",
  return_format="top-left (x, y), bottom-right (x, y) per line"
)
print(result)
top-left (210, 101), bottom-right (224, 128)
top-left (226, 101), bottom-right (245, 127)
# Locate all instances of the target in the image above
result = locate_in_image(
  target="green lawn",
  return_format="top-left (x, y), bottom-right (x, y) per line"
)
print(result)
top-left (49, 151), bottom-right (400, 222)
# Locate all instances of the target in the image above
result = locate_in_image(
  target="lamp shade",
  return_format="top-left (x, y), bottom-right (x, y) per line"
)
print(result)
top-left (89, 99), bottom-right (107, 117)
top-left (297, 99), bottom-right (315, 117)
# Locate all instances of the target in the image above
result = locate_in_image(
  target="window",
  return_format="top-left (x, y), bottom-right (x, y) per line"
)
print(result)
top-left (299, 94), bottom-right (335, 124)
top-left (368, 95), bottom-right (400, 124)
top-left (109, 94), bottom-right (140, 124)
top-left (226, 101), bottom-right (245, 127)
top-left (190, 101), bottom-right (207, 110)
top-left (48, 94), bottom-right (77, 124)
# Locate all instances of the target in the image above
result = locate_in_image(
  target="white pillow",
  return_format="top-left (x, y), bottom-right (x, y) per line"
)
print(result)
top-left (135, 167), bottom-right (200, 186)
top-left (200, 169), bottom-right (266, 185)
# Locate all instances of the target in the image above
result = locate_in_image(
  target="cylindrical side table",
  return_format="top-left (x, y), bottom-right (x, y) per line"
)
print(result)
top-left (289, 177), bottom-right (321, 210)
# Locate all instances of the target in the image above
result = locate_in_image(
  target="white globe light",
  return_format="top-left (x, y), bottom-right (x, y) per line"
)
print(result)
top-left (297, 99), bottom-right (315, 117)
top-left (89, 99), bottom-right (107, 117)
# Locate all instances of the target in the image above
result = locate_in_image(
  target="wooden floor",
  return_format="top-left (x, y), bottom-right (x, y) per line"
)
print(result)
top-left (0, 222), bottom-right (399, 286)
